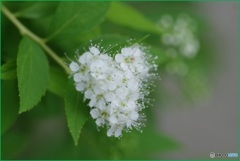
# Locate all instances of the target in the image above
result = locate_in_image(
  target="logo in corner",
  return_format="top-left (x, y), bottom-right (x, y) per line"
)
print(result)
top-left (210, 152), bottom-right (215, 158)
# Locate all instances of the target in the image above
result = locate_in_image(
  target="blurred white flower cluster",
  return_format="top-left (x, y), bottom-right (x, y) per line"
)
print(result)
top-left (157, 13), bottom-right (200, 59)
top-left (69, 44), bottom-right (157, 137)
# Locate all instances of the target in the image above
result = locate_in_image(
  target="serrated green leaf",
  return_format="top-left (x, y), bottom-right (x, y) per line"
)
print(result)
top-left (48, 2), bottom-right (110, 41)
top-left (17, 36), bottom-right (49, 113)
top-left (1, 80), bottom-right (19, 135)
top-left (1, 60), bottom-right (17, 80)
top-left (15, 2), bottom-right (58, 19)
top-left (64, 80), bottom-right (89, 146)
top-left (47, 66), bottom-right (68, 97)
top-left (107, 2), bottom-right (160, 35)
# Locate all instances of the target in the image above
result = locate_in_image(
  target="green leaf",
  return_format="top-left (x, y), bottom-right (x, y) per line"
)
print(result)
top-left (79, 34), bottom-right (129, 57)
top-left (47, 66), bottom-right (68, 97)
top-left (1, 80), bottom-right (19, 135)
top-left (17, 36), bottom-right (49, 113)
top-left (1, 60), bottom-right (17, 80)
top-left (64, 80), bottom-right (89, 146)
top-left (107, 2), bottom-right (160, 35)
top-left (15, 2), bottom-right (58, 19)
top-left (54, 27), bottom-right (101, 54)
top-left (48, 2), bottom-right (110, 41)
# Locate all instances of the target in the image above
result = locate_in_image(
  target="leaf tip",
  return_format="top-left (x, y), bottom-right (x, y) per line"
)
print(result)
top-left (18, 109), bottom-right (25, 114)
top-left (74, 141), bottom-right (78, 146)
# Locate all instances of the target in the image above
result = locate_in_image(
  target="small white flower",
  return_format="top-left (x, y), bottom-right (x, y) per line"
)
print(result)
top-left (107, 125), bottom-right (123, 137)
top-left (69, 44), bottom-right (157, 138)
top-left (157, 13), bottom-right (200, 59)
top-left (115, 45), bottom-right (146, 74)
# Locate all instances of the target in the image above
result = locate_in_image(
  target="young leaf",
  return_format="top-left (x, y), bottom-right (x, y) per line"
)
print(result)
top-left (48, 2), bottom-right (110, 41)
top-left (64, 80), bottom-right (89, 146)
top-left (1, 60), bottom-right (17, 80)
top-left (15, 2), bottom-right (58, 19)
top-left (107, 2), bottom-right (160, 35)
top-left (1, 80), bottom-right (19, 135)
top-left (17, 36), bottom-right (49, 113)
top-left (78, 34), bottom-right (129, 58)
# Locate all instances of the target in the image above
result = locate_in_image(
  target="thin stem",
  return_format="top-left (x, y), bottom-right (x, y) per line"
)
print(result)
top-left (1, 4), bottom-right (70, 74)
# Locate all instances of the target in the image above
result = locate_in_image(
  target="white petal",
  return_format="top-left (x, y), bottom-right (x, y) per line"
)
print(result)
top-left (111, 98), bottom-right (120, 107)
top-left (136, 63), bottom-right (144, 72)
top-left (114, 128), bottom-right (122, 137)
top-left (90, 46), bottom-right (100, 55)
top-left (133, 47), bottom-right (142, 57)
top-left (116, 87), bottom-right (129, 99)
top-left (108, 82), bottom-right (117, 91)
top-left (100, 54), bottom-right (112, 61)
top-left (84, 90), bottom-right (93, 99)
top-left (109, 115), bottom-right (118, 124)
top-left (129, 64), bottom-right (136, 72)
top-left (89, 97), bottom-right (97, 107)
top-left (129, 111), bottom-right (139, 120)
top-left (126, 121), bottom-right (132, 128)
top-left (93, 86), bottom-right (102, 94)
top-left (69, 62), bottom-right (79, 72)
top-left (79, 52), bottom-right (90, 64)
top-left (73, 73), bottom-right (82, 82)
top-left (115, 54), bottom-right (123, 63)
top-left (127, 102), bottom-right (137, 110)
top-left (96, 118), bottom-right (105, 126)
top-left (118, 114), bottom-right (127, 121)
top-left (96, 99), bottom-right (106, 109)
top-left (105, 92), bottom-right (114, 102)
top-left (107, 128), bottom-right (114, 137)
top-left (76, 82), bottom-right (85, 91)
top-left (129, 92), bottom-right (139, 101)
top-left (125, 70), bottom-right (134, 78)
top-left (81, 73), bottom-right (90, 81)
top-left (120, 63), bottom-right (128, 70)
top-left (127, 79), bottom-right (138, 91)
top-left (98, 80), bottom-right (108, 91)
top-left (90, 109), bottom-right (100, 119)
top-left (121, 47), bottom-right (131, 55)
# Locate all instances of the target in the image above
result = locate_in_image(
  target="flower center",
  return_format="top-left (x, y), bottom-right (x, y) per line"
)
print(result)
top-left (124, 57), bottom-right (135, 63)
top-left (96, 94), bottom-right (104, 101)
top-left (120, 101), bottom-right (126, 107)
top-left (80, 65), bottom-right (87, 73)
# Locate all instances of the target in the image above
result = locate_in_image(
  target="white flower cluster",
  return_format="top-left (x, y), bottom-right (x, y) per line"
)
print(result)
top-left (69, 44), bottom-right (157, 137)
top-left (157, 13), bottom-right (200, 58)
